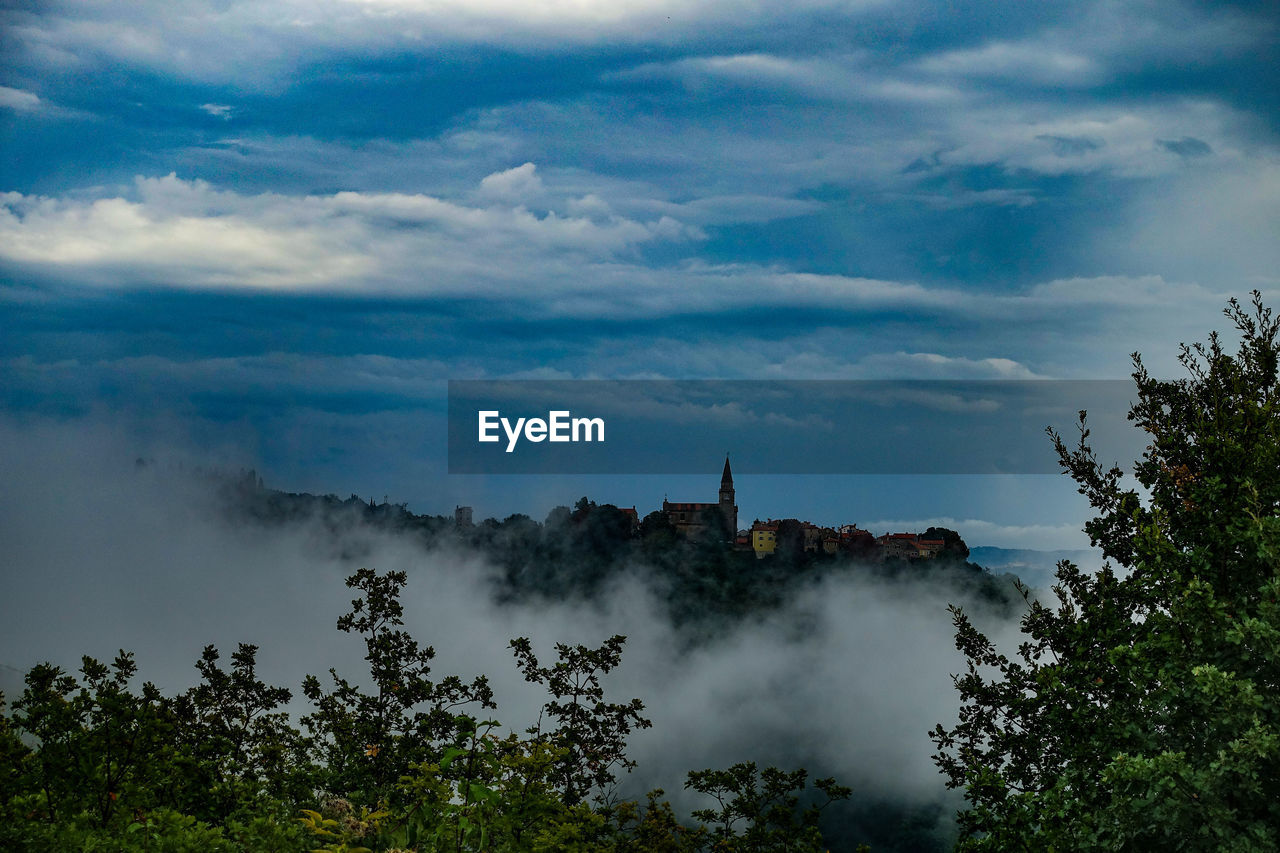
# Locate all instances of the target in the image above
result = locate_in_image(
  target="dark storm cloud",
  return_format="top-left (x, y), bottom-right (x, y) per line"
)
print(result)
top-left (3, 0), bottom-right (1273, 333)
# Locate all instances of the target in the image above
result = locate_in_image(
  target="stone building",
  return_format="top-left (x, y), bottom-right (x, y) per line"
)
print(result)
top-left (662, 456), bottom-right (738, 539)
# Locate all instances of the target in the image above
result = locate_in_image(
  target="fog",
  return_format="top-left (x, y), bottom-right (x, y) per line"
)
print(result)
top-left (0, 415), bottom-right (1034, 841)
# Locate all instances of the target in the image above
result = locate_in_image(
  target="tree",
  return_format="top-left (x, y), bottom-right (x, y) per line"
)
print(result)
top-left (684, 762), bottom-right (853, 852)
top-left (639, 510), bottom-right (677, 542)
top-left (303, 568), bottom-right (495, 806)
top-left (510, 635), bottom-right (652, 807)
top-left (394, 716), bottom-right (583, 852)
top-left (171, 643), bottom-right (311, 821)
top-left (931, 293), bottom-right (1280, 849)
top-left (773, 519), bottom-right (806, 562)
top-left (922, 527), bottom-right (969, 561)
top-left (693, 506), bottom-right (732, 546)
top-left (10, 652), bottom-right (170, 829)
top-left (574, 503), bottom-right (635, 562)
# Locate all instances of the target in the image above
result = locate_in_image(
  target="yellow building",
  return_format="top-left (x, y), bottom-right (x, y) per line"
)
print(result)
top-left (751, 521), bottom-right (778, 558)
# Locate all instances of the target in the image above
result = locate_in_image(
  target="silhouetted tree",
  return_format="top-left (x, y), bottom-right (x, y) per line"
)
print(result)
top-left (302, 569), bottom-right (495, 805)
top-left (510, 635), bottom-right (652, 806)
top-left (933, 293), bottom-right (1280, 849)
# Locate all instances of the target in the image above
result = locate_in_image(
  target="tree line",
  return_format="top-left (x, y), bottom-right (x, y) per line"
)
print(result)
top-left (2, 565), bottom-right (858, 851)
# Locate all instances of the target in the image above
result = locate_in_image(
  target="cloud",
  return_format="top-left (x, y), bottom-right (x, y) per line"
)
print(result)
top-left (0, 85), bottom-right (89, 120)
top-left (1025, 274), bottom-right (1223, 307)
top-left (862, 516), bottom-right (1090, 551)
top-left (384, 69), bottom-right (1255, 228)
top-left (1157, 136), bottom-right (1213, 158)
top-left (852, 353), bottom-right (1043, 380)
top-left (4, 0), bottom-right (889, 86)
top-left (914, 40), bottom-right (1101, 87)
top-left (884, 187), bottom-right (1037, 209)
top-left (10, 0), bottom-right (1268, 96)
top-left (1109, 160), bottom-right (1280, 289)
top-left (2, 352), bottom-right (453, 407)
top-left (0, 86), bottom-right (43, 112)
top-left (199, 102), bottom-right (234, 119)
top-left (325, 0), bottom-right (890, 43)
top-left (935, 101), bottom-right (1240, 178)
top-left (0, 173), bottom-right (699, 293)
top-left (0, 182), bottom-right (375, 289)
top-left (642, 194), bottom-right (823, 226)
top-left (1035, 134), bottom-right (1103, 157)
top-left (615, 53), bottom-right (964, 104)
top-left (0, 173), bottom-right (998, 319)
top-left (0, 165), bottom-right (1260, 383)
top-left (476, 162), bottom-right (544, 202)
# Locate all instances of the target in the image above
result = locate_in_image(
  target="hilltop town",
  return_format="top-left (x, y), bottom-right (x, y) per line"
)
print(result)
top-left (208, 462), bottom-right (1003, 636)
top-left (456, 456), bottom-right (968, 562)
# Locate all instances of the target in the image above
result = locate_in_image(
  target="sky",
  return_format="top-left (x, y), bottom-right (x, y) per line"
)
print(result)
top-left (1, 5), bottom-right (1274, 840)
top-left (2, 0), bottom-right (1278, 548)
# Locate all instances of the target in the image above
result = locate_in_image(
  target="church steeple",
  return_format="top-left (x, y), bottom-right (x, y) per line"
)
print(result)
top-left (719, 454), bottom-right (737, 534)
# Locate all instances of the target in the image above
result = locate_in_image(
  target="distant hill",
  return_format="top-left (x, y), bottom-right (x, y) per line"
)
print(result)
top-left (968, 546), bottom-right (1102, 590)
top-left (202, 469), bottom-right (1025, 626)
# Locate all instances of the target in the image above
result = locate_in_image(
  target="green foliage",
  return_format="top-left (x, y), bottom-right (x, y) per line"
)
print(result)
top-left (302, 568), bottom-right (495, 806)
top-left (11, 651), bottom-right (171, 828)
top-left (2, 570), bottom-right (856, 852)
top-left (0, 692), bottom-right (29, 806)
top-left (396, 716), bottom-right (580, 851)
top-left (36, 806), bottom-right (238, 852)
top-left (685, 761), bottom-right (855, 852)
top-left (510, 634), bottom-right (653, 806)
top-left (933, 293), bottom-right (1280, 849)
top-left (170, 643), bottom-right (314, 822)
top-left (593, 790), bottom-right (703, 853)
top-left (639, 510), bottom-right (678, 546)
top-left (298, 800), bottom-right (389, 853)
top-left (921, 528), bottom-right (969, 562)
top-left (1, 643), bottom-right (311, 852)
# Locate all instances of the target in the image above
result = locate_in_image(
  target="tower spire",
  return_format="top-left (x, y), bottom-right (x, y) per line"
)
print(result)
top-left (719, 453), bottom-right (737, 535)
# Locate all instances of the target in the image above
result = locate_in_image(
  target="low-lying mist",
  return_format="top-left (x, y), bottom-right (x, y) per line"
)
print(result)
top-left (0, 416), bottom-right (1035, 849)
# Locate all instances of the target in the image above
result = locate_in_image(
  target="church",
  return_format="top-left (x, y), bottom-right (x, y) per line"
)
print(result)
top-left (661, 456), bottom-right (738, 539)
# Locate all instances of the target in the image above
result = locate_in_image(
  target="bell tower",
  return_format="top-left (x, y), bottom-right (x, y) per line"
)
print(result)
top-left (719, 454), bottom-right (737, 534)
